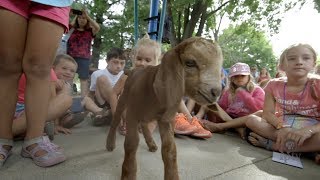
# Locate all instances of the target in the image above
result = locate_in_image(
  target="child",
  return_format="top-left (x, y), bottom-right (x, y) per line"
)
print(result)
top-left (257, 67), bottom-right (271, 84)
top-left (110, 35), bottom-right (161, 135)
top-left (202, 62), bottom-right (265, 139)
top-left (88, 48), bottom-right (126, 126)
top-left (245, 44), bottom-right (320, 164)
top-left (53, 54), bottom-right (110, 131)
top-left (67, 8), bottom-right (100, 97)
top-left (0, 0), bottom-right (71, 167)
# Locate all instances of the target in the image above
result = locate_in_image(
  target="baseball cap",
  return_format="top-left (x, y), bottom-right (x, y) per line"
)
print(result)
top-left (229, 62), bottom-right (251, 77)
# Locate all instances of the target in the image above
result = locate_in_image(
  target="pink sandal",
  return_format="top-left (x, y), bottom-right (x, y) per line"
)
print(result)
top-left (0, 138), bottom-right (13, 167)
top-left (21, 136), bottom-right (66, 167)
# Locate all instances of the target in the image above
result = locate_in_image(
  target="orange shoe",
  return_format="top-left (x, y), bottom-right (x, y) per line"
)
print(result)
top-left (174, 113), bottom-right (197, 135)
top-left (190, 117), bottom-right (212, 139)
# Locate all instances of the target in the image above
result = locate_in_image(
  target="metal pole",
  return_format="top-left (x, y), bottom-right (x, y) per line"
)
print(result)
top-left (134, 0), bottom-right (139, 44)
top-left (157, 0), bottom-right (167, 43)
top-left (148, 0), bottom-right (159, 40)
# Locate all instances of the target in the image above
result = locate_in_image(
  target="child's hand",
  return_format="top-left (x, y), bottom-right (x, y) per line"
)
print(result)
top-left (285, 128), bottom-right (313, 147)
top-left (55, 79), bottom-right (65, 91)
top-left (275, 127), bottom-right (291, 152)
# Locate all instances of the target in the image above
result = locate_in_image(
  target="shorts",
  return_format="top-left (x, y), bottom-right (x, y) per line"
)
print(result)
top-left (14, 103), bottom-right (25, 118)
top-left (70, 97), bottom-right (84, 113)
top-left (281, 115), bottom-right (319, 129)
top-left (75, 57), bottom-right (90, 79)
top-left (0, 0), bottom-right (70, 31)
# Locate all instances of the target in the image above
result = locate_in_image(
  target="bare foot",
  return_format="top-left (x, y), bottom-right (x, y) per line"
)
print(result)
top-left (236, 127), bottom-right (246, 140)
top-left (248, 132), bottom-right (273, 150)
top-left (201, 120), bottom-right (224, 133)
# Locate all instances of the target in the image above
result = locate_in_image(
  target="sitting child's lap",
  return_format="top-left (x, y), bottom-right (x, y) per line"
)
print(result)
top-left (281, 115), bottom-right (319, 129)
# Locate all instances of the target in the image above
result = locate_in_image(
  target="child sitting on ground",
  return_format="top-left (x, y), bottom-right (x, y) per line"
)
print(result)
top-left (202, 62), bottom-right (265, 139)
top-left (53, 54), bottom-right (110, 131)
top-left (245, 44), bottom-right (320, 164)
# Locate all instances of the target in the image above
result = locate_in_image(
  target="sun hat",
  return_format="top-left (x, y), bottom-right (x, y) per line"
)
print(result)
top-left (229, 62), bottom-right (251, 77)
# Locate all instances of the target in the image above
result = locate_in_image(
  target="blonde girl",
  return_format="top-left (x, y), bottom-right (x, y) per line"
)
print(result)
top-left (202, 62), bottom-right (265, 139)
top-left (246, 44), bottom-right (320, 164)
top-left (109, 34), bottom-right (161, 135)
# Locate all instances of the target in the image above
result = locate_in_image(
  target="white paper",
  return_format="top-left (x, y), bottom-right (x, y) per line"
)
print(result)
top-left (272, 152), bottom-right (303, 168)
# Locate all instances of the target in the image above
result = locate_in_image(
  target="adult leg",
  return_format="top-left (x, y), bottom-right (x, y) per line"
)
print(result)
top-left (0, 9), bottom-right (27, 161)
top-left (79, 79), bottom-right (89, 97)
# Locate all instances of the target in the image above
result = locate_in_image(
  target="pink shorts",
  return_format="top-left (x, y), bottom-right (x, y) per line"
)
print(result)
top-left (0, 0), bottom-right (70, 31)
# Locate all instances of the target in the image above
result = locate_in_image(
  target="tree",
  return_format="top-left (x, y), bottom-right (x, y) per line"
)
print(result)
top-left (218, 23), bottom-right (277, 76)
top-left (166, 0), bottom-right (305, 46)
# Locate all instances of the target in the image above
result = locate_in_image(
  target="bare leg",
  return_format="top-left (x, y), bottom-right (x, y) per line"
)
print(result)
top-left (82, 96), bottom-right (103, 114)
top-left (0, 9), bottom-right (27, 160)
top-left (186, 99), bottom-right (196, 113)
top-left (80, 79), bottom-right (89, 97)
top-left (23, 17), bottom-right (64, 156)
top-left (178, 100), bottom-right (192, 121)
top-left (95, 76), bottom-right (113, 105)
top-left (48, 93), bottom-right (72, 122)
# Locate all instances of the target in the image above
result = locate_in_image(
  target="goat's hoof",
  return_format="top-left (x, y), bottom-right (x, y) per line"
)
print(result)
top-left (106, 139), bottom-right (115, 151)
top-left (148, 144), bottom-right (158, 152)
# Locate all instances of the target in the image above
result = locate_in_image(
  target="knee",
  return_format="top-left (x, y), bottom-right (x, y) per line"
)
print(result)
top-left (23, 56), bottom-right (51, 79)
top-left (64, 95), bottom-right (73, 108)
top-left (97, 76), bottom-right (111, 87)
top-left (0, 51), bottom-right (23, 76)
top-left (245, 115), bottom-right (260, 129)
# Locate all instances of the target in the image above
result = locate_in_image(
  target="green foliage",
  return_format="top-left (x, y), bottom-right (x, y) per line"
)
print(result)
top-left (218, 23), bottom-right (277, 76)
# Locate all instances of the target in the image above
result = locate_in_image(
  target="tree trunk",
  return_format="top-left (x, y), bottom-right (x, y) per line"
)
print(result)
top-left (91, 12), bottom-right (104, 69)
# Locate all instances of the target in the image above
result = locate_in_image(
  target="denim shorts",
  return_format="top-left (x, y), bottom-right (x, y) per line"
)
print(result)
top-left (70, 97), bottom-right (84, 113)
top-left (74, 57), bottom-right (90, 79)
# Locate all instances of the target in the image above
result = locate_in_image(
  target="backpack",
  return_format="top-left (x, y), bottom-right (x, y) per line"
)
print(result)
top-left (57, 28), bottom-right (75, 55)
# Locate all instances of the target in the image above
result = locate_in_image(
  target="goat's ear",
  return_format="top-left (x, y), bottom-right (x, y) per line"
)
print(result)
top-left (153, 49), bottom-right (185, 108)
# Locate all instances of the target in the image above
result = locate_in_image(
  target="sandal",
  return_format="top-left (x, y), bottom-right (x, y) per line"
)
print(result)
top-left (92, 109), bottom-right (111, 126)
top-left (61, 112), bottom-right (86, 129)
top-left (21, 136), bottom-right (66, 167)
top-left (0, 138), bottom-right (13, 167)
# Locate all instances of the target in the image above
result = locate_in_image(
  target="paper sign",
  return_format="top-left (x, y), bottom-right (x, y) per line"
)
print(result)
top-left (272, 151), bottom-right (303, 168)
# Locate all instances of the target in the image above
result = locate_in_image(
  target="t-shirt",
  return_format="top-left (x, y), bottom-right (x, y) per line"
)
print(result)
top-left (17, 69), bottom-right (58, 104)
top-left (32, 0), bottom-right (73, 7)
top-left (90, 69), bottom-right (124, 91)
top-left (264, 78), bottom-right (320, 120)
top-left (218, 85), bottom-right (265, 118)
top-left (67, 28), bottom-right (94, 59)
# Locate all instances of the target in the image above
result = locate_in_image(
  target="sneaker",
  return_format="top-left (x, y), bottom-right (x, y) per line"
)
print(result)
top-left (190, 117), bottom-right (212, 139)
top-left (174, 113), bottom-right (197, 135)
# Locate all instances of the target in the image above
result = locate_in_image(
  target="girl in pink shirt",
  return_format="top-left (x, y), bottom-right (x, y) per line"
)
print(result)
top-left (246, 44), bottom-right (320, 165)
top-left (202, 62), bottom-right (265, 139)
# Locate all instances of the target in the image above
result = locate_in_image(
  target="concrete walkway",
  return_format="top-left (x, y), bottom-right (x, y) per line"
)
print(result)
top-left (1, 118), bottom-right (319, 180)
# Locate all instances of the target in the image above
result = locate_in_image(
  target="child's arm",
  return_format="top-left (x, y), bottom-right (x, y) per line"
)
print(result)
top-left (262, 91), bottom-right (282, 129)
top-left (237, 87), bottom-right (264, 112)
